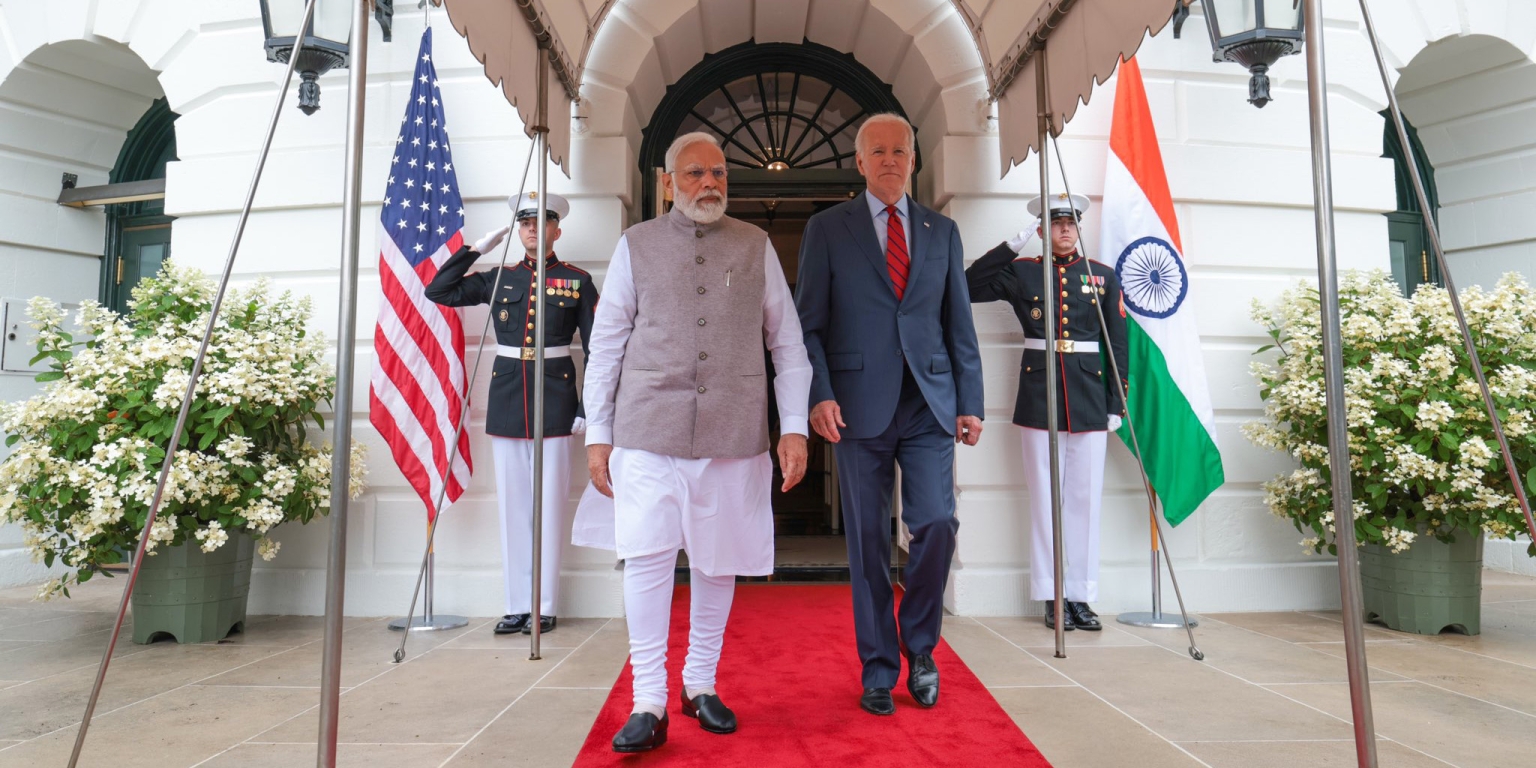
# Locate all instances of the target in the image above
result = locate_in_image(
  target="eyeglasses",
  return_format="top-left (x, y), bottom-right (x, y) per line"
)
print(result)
top-left (679, 167), bottom-right (728, 183)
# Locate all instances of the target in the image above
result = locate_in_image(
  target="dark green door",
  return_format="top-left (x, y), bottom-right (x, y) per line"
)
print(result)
top-left (113, 225), bottom-right (171, 314)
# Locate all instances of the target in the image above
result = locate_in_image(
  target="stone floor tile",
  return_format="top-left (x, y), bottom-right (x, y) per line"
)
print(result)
top-left (1204, 611), bottom-right (1401, 645)
top-left (941, 619), bottom-right (1070, 688)
top-left (0, 611), bottom-right (117, 642)
top-left (200, 742), bottom-right (460, 767)
top-left (0, 643), bottom-right (289, 741)
top-left (1178, 738), bottom-right (1452, 767)
top-left (1410, 607), bottom-right (1536, 669)
top-left (1116, 617), bottom-right (1408, 685)
top-left (0, 631), bottom-right (155, 682)
top-left (534, 623), bottom-right (631, 690)
top-left (198, 617), bottom-right (479, 689)
top-left (1051, 645), bottom-right (1355, 743)
top-left (444, 687), bottom-right (609, 767)
top-left (0, 685), bottom-right (316, 767)
top-left (256, 647), bottom-right (570, 745)
top-left (438, 617), bottom-right (609, 651)
top-left (990, 686), bottom-right (1203, 768)
top-left (1308, 636), bottom-right (1536, 716)
top-left (0, 640), bottom-right (38, 656)
top-left (973, 616), bottom-right (1155, 649)
top-left (215, 615), bottom-right (374, 648)
top-left (1275, 680), bottom-right (1535, 767)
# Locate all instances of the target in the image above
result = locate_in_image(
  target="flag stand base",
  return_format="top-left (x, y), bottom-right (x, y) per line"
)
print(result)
top-left (1117, 611), bottom-right (1197, 629)
top-left (388, 615), bottom-right (469, 632)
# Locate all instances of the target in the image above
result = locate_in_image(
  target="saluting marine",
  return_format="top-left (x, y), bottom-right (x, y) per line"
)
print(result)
top-left (965, 193), bottom-right (1128, 631)
top-left (425, 192), bottom-right (597, 636)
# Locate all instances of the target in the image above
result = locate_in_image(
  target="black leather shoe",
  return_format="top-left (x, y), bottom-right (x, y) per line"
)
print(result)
top-left (681, 690), bottom-right (737, 734)
top-left (612, 712), bottom-right (667, 753)
top-left (494, 614), bottom-right (530, 635)
top-left (906, 654), bottom-right (940, 708)
top-left (860, 687), bottom-right (896, 716)
top-left (1068, 602), bottom-right (1102, 631)
top-left (1043, 601), bottom-right (1075, 631)
top-left (522, 615), bottom-right (556, 634)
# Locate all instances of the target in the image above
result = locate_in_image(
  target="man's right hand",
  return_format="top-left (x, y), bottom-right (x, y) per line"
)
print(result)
top-left (473, 225), bottom-right (511, 255)
top-left (811, 400), bottom-right (845, 443)
top-left (587, 444), bottom-right (615, 498)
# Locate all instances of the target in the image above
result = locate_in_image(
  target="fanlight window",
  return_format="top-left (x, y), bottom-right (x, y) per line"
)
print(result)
top-left (677, 72), bottom-right (866, 170)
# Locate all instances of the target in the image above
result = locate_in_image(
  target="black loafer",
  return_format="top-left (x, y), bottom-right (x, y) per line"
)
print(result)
top-left (1068, 602), bottom-right (1102, 631)
top-left (860, 687), bottom-right (896, 716)
top-left (494, 614), bottom-right (530, 635)
top-left (905, 654), bottom-right (940, 708)
top-left (522, 615), bottom-right (556, 634)
top-left (612, 712), bottom-right (667, 753)
top-left (1043, 601), bottom-right (1075, 631)
top-left (681, 690), bottom-right (737, 734)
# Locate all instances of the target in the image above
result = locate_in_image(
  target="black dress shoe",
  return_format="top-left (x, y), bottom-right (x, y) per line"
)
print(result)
top-left (860, 687), bottom-right (896, 716)
top-left (906, 654), bottom-right (940, 708)
top-left (522, 615), bottom-right (557, 634)
top-left (612, 712), bottom-right (668, 753)
top-left (1067, 602), bottom-right (1102, 631)
top-left (681, 690), bottom-right (737, 734)
top-left (494, 614), bottom-right (530, 635)
top-left (1043, 601), bottom-right (1075, 631)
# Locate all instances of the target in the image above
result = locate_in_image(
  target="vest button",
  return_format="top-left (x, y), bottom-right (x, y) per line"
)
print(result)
top-left (698, 318), bottom-right (706, 326)
top-left (698, 386), bottom-right (707, 393)
top-left (699, 352), bottom-right (708, 360)
top-left (696, 256), bottom-right (705, 264)
top-left (697, 286), bottom-right (706, 295)
top-left (695, 230), bottom-right (704, 238)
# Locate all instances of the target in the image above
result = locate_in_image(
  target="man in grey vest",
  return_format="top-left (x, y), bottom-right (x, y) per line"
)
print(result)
top-left (583, 132), bottom-right (812, 753)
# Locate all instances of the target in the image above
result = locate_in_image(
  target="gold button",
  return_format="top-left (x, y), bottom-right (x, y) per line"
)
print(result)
top-left (1062, 318), bottom-right (1069, 325)
top-left (563, 373), bottom-right (569, 379)
top-left (1059, 267), bottom-right (1066, 274)
top-left (1061, 291), bottom-right (1068, 298)
top-left (1025, 366), bottom-right (1032, 372)
top-left (1091, 299), bottom-right (1097, 305)
top-left (492, 372), bottom-right (498, 377)
top-left (1063, 331), bottom-right (1071, 337)
top-left (525, 337), bottom-right (533, 343)
top-left (1061, 304), bottom-right (1069, 313)
top-left (527, 323), bottom-right (534, 329)
top-left (1060, 278), bottom-right (1067, 285)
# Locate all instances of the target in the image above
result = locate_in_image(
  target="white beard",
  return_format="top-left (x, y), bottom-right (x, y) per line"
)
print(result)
top-left (675, 189), bottom-right (727, 224)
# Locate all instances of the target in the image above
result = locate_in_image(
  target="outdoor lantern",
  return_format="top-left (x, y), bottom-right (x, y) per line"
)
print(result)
top-left (1202, 0), bottom-right (1305, 108)
top-left (260, 0), bottom-right (353, 115)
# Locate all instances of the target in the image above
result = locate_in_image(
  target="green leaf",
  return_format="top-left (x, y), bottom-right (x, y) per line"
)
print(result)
top-left (34, 371), bottom-right (63, 383)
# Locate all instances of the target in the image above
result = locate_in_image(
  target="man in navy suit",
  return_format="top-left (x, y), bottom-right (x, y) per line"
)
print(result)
top-left (795, 113), bottom-right (984, 716)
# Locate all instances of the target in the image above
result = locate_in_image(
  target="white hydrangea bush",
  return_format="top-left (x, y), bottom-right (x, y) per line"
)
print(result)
top-left (1245, 269), bottom-right (1536, 557)
top-left (0, 263), bottom-right (366, 599)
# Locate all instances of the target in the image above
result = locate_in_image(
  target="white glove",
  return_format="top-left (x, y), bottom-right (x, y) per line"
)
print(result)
top-left (1006, 217), bottom-right (1042, 253)
top-left (571, 417), bottom-right (587, 435)
top-left (473, 225), bottom-right (511, 254)
top-left (1107, 415), bottom-right (1123, 432)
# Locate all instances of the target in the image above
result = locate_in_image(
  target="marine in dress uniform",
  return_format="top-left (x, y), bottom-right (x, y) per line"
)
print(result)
top-left (424, 192), bottom-right (596, 636)
top-left (965, 193), bottom-right (1129, 631)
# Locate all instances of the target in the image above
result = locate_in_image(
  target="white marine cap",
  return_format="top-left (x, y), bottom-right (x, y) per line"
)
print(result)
top-left (1026, 192), bottom-right (1091, 221)
top-left (508, 191), bottom-right (570, 222)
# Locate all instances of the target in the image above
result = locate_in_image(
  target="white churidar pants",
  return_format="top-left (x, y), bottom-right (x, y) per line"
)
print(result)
top-left (610, 447), bottom-right (772, 707)
top-left (1020, 427), bottom-right (1106, 602)
top-left (622, 550), bottom-right (736, 708)
top-left (491, 436), bottom-right (571, 615)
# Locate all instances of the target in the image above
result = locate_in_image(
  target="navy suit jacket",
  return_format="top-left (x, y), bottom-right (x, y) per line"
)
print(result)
top-left (795, 195), bottom-right (984, 440)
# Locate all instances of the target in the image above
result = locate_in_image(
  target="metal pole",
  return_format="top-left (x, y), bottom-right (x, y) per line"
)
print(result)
top-left (1035, 48), bottom-right (1066, 658)
top-left (389, 139), bottom-right (539, 660)
top-left (1046, 135), bottom-right (1202, 657)
top-left (1357, 0), bottom-right (1536, 543)
top-left (1301, 2), bottom-right (1377, 765)
top-left (529, 47), bottom-right (551, 662)
top-left (316, 3), bottom-right (371, 766)
top-left (64, 3), bottom-right (319, 766)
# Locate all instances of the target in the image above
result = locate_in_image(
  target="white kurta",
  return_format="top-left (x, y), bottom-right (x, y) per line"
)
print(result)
top-left (575, 234), bottom-right (812, 575)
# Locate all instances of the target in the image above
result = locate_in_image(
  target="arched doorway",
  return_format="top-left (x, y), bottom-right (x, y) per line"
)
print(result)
top-left (641, 41), bottom-right (913, 578)
top-left (1381, 112), bottom-right (1439, 297)
top-left (102, 98), bottom-right (178, 315)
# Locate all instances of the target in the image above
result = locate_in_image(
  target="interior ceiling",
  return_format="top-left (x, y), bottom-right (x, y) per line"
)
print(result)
top-left (435, 0), bottom-right (1175, 175)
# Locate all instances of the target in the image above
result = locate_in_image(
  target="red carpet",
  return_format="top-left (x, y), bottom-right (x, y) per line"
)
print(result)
top-left (572, 584), bottom-right (1051, 767)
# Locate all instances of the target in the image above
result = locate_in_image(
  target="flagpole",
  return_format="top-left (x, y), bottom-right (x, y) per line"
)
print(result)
top-left (315, 1), bottom-right (371, 765)
top-left (1301, 1), bottom-right (1378, 765)
top-left (1036, 46), bottom-right (1067, 659)
top-left (64, 3), bottom-right (319, 765)
top-left (529, 44), bottom-right (551, 662)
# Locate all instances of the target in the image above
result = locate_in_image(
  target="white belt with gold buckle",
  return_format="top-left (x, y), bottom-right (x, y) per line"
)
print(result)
top-left (497, 344), bottom-right (571, 361)
top-left (1023, 338), bottom-right (1100, 354)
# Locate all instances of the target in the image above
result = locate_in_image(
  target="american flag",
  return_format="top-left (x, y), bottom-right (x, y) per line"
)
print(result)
top-left (368, 28), bottom-right (472, 520)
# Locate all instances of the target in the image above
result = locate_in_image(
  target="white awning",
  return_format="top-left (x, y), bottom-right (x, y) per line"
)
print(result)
top-left (432, 0), bottom-right (1179, 178)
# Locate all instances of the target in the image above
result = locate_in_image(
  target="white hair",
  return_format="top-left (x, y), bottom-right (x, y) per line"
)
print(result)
top-left (665, 131), bottom-right (722, 172)
top-left (854, 113), bottom-right (914, 155)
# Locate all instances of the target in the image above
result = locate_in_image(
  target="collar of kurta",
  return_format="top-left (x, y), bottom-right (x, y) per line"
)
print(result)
top-left (522, 253), bottom-right (559, 270)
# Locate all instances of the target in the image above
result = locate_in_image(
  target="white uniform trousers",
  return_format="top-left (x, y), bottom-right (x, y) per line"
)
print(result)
top-left (1020, 428), bottom-right (1106, 602)
top-left (491, 436), bottom-right (571, 616)
top-left (623, 549), bottom-right (735, 708)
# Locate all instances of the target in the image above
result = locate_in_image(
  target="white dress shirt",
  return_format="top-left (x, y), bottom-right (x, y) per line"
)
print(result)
top-left (583, 233), bottom-right (812, 447)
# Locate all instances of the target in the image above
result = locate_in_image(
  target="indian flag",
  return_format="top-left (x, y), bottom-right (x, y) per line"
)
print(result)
top-left (1100, 57), bottom-right (1224, 526)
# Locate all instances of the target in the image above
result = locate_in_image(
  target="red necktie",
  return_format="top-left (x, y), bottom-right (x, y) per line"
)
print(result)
top-left (884, 204), bottom-right (909, 301)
